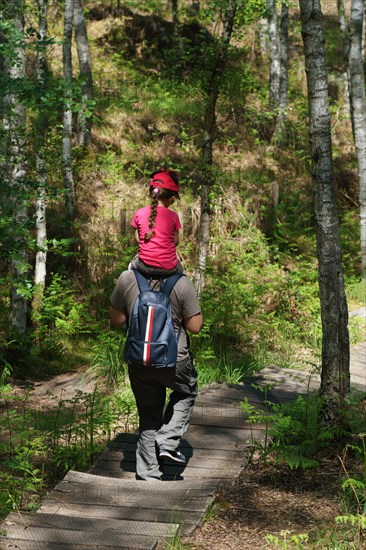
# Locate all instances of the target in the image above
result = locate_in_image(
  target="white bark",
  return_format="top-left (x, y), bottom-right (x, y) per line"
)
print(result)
top-left (348, 0), bottom-right (366, 278)
top-left (4, 1), bottom-right (28, 334)
top-left (268, 0), bottom-right (280, 109)
top-left (34, 155), bottom-right (47, 288)
top-left (62, 0), bottom-right (76, 218)
top-left (34, 0), bottom-right (48, 290)
top-left (299, 0), bottom-right (350, 423)
top-left (258, 17), bottom-right (269, 56)
top-left (273, 2), bottom-right (289, 142)
top-left (74, 0), bottom-right (93, 146)
top-left (337, 0), bottom-right (351, 117)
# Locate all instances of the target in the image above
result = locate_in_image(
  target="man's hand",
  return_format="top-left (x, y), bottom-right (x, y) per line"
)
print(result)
top-left (109, 305), bottom-right (126, 328)
top-left (184, 313), bottom-right (203, 334)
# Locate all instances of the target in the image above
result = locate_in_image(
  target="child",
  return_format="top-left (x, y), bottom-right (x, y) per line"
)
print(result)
top-left (129, 169), bottom-right (183, 277)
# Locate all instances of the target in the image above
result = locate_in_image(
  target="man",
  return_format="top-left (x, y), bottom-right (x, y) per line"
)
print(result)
top-left (109, 269), bottom-right (203, 480)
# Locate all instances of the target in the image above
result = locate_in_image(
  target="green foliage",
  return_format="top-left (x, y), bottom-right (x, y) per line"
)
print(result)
top-left (191, 318), bottom-right (256, 386)
top-left (32, 273), bottom-right (96, 356)
top-left (339, 210), bottom-right (362, 277)
top-left (242, 389), bottom-right (336, 469)
top-left (336, 514), bottom-right (366, 529)
top-left (87, 331), bottom-right (127, 387)
top-left (269, 393), bottom-right (336, 469)
top-left (339, 428), bottom-right (366, 515)
top-left (197, 199), bottom-right (322, 367)
top-left (0, 439), bottom-right (47, 516)
top-left (0, 384), bottom-right (138, 519)
top-left (265, 530), bottom-right (309, 549)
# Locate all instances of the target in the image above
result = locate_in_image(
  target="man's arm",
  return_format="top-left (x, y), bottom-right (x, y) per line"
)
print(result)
top-left (184, 313), bottom-right (203, 334)
top-left (109, 305), bottom-right (127, 328)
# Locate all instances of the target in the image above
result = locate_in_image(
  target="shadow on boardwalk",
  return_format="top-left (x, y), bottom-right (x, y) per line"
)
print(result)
top-left (0, 344), bottom-right (365, 549)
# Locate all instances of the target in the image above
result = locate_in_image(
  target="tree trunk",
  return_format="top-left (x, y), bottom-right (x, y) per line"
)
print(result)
top-left (273, 2), bottom-right (288, 142)
top-left (268, 0), bottom-right (280, 109)
top-left (299, 0), bottom-right (350, 425)
top-left (74, 0), bottom-right (93, 147)
top-left (4, 1), bottom-right (28, 335)
top-left (348, 0), bottom-right (366, 279)
top-left (337, 0), bottom-right (351, 118)
top-left (62, 0), bottom-right (76, 218)
top-left (172, 0), bottom-right (179, 37)
top-left (258, 17), bottom-right (269, 57)
top-left (194, 0), bottom-right (237, 295)
top-left (33, 0), bottom-right (48, 312)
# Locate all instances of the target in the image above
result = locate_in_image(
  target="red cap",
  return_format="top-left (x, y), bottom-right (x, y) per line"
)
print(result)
top-left (149, 170), bottom-right (180, 198)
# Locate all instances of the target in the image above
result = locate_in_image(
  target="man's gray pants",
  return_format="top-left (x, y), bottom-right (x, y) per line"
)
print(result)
top-left (128, 356), bottom-right (198, 480)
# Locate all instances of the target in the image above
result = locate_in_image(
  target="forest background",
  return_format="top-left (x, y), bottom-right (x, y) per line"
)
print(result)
top-left (0, 0), bottom-right (366, 545)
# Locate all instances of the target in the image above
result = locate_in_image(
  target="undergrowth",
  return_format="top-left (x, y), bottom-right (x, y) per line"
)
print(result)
top-left (242, 385), bottom-right (366, 548)
top-left (0, 382), bottom-right (138, 520)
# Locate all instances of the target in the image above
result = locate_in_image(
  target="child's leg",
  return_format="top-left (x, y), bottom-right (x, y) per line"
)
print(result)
top-left (128, 254), bottom-right (139, 270)
top-left (132, 257), bottom-right (183, 277)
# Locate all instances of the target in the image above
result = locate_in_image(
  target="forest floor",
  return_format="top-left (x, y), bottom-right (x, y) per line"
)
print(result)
top-left (6, 369), bottom-right (364, 549)
top-left (189, 452), bottom-right (356, 550)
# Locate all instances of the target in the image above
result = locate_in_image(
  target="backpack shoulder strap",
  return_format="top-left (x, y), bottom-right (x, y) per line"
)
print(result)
top-left (132, 268), bottom-right (150, 293)
top-left (160, 273), bottom-right (184, 296)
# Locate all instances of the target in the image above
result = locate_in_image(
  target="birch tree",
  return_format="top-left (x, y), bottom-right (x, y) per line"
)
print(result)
top-left (171, 0), bottom-right (179, 38)
top-left (337, 0), bottom-right (351, 117)
top-left (348, 0), bottom-right (366, 278)
top-left (299, 0), bottom-right (350, 424)
top-left (194, 0), bottom-right (238, 295)
top-left (74, 0), bottom-right (93, 147)
top-left (32, 0), bottom-right (48, 314)
top-left (62, 0), bottom-right (76, 218)
top-left (3, 1), bottom-right (29, 335)
top-left (273, 1), bottom-right (288, 142)
top-left (268, 0), bottom-right (280, 109)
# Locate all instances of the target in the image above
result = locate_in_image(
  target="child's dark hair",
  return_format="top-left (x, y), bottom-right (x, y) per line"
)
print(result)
top-left (144, 187), bottom-right (179, 241)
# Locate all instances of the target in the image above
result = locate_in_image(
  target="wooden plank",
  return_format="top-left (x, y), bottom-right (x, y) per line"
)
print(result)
top-left (350, 371), bottom-right (366, 381)
top-left (88, 459), bottom-right (241, 480)
top-left (351, 343), bottom-right (366, 354)
top-left (108, 430), bottom-right (264, 452)
top-left (1, 524), bottom-right (158, 550)
top-left (0, 539), bottom-right (150, 550)
top-left (62, 470), bottom-right (218, 493)
top-left (197, 384), bottom-right (263, 402)
top-left (352, 362), bottom-right (366, 371)
top-left (93, 446), bottom-right (246, 462)
top-left (188, 416), bottom-right (250, 428)
top-left (91, 450), bottom-right (246, 466)
top-left (39, 500), bottom-right (206, 531)
top-left (3, 513), bottom-right (179, 538)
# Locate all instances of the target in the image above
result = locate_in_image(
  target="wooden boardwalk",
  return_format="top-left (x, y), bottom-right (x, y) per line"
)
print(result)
top-left (1, 344), bottom-right (364, 550)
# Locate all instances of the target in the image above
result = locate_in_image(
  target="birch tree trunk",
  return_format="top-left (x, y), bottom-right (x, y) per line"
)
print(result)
top-left (348, 0), bottom-right (366, 278)
top-left (4, 1), bottom-right (28, 334)
top-left (33, 0), bottom-right (48, 315)
top-left (299, 0), bottom-right (350, 424)
top-left (268, 0), bottom-right (280, 109)
top-left (337, 0), bottom-right (351, 117)
top-left (194, 0), bottom-right (237, 295)
top-left (74, 0), bottom-right (93, 147)
top-left (172, 0), bottom-right (179, 38)
top-left (258, 17), bottom-right (269, 57)
top-left (273, 2), bottom-right (288, 142)
top-left (63, 0), bottom-right (76, 218)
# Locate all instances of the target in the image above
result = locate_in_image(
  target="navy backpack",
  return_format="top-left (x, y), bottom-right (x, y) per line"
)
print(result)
top-left (124, 269), bottom-right (184, 368)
